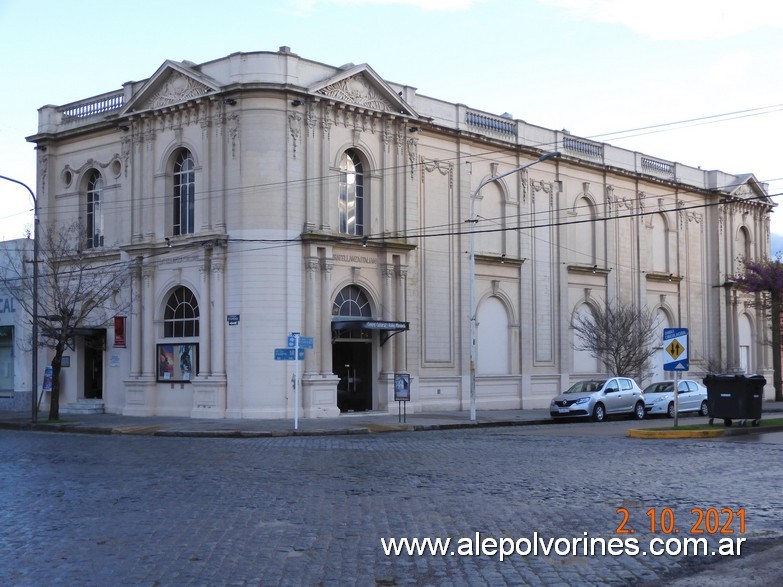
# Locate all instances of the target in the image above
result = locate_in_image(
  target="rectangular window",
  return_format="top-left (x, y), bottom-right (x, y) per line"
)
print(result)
top-left (0, 325), bottom-right (14, 396)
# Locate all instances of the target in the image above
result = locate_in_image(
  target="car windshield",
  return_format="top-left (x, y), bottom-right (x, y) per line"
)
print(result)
top-left (643, 382), bottom-right (674, 394)
top-left (565, 380), bottom-right (607, 394)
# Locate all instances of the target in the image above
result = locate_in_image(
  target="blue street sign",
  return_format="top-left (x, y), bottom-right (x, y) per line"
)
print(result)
top-left (274, 348), bottom-right (305, 361)
top-left (288, 334), bottom-right (314, 348)
top-left (663, 328), bottom-right (688, 371)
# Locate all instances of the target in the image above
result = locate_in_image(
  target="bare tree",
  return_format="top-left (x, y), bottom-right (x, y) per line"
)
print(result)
top-left (0, 221), bottom-right (130, 420)
top-left (572, 299), bottom-right (661, 377)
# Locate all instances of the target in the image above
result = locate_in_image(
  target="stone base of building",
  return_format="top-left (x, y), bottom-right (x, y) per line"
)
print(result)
top-left (0, 390), bottom-right (33, 413)
top-left (302, 374), bottom-right (341, 418)
top-left (122, 377), bottom-right (158, 416)
top-left (191, 377), bottom-right (228, 418)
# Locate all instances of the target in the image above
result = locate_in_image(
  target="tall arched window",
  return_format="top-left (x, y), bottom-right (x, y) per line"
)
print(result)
top-left (477, 296), bottom-right (510, 374)
top-left (338, 150), bottom-right (364, 236)
top-left (164, 286), bottom-right (200, 337)
top-left (86, 170), bottom-right (104, 248)
top-left (572, 303), bottom-right (601, 374)
top-left (173, 150), bottom-right (195, 235)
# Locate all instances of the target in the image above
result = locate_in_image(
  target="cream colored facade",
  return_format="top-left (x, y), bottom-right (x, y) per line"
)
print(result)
top-left (27, 47), bottom-right (774, 419)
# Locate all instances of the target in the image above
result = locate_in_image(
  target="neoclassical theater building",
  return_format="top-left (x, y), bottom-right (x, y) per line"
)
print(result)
top-left (26, 46), bottom-right (773, 419)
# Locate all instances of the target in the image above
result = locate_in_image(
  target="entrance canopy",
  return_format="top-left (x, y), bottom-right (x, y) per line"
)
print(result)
top-left (331, 318), bottom-right (409, 346)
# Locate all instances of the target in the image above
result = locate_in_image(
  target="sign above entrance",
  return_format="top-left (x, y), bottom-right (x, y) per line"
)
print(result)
top-left (331, 319), bottom-right (410, 347)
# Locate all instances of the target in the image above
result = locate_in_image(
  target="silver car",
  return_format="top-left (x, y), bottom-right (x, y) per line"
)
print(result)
top-left (550, 377), bottom-right (646, 422)
top-left (643, 380), bottom-right (709, 418)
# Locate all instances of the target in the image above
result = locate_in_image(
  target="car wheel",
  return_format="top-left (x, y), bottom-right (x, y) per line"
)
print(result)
top-left (667, 402), bottom-right (675, 419)
top-left (632, 401), bottom-right (645, 420)
top-left (592, 403), bottom-right (606, 422)
top-left (699, 400), bottom-right (709, 417)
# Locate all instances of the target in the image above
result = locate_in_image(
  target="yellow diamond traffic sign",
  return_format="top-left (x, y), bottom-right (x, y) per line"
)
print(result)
top-left (666, 339), bottom-right (684, 360)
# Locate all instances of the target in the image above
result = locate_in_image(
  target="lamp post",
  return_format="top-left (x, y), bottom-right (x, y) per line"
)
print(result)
top-left (468, 152), bottom-right (560, 421)
top-left (0, 174), bottom-right (39, 423)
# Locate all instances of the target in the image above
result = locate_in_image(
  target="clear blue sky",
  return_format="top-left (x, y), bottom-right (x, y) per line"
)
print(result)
top-left (1, 0), bottom-right (781, 240)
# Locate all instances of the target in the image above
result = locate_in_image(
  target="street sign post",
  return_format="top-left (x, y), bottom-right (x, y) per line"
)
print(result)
top-left (276, 332), bottom-right (315, 431)
top-left (663, 328), bottom-right (688, 427)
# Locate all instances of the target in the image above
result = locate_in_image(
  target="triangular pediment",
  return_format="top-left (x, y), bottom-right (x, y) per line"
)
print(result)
top-left (309, 64), bottom-right (418, 117)
top-left (727, 174), bottom-right (773, 207)
top-left (121, 60), bottom-right (222, 115)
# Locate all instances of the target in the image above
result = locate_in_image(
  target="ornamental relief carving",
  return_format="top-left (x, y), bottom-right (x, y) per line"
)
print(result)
top-left (317, 76), bottom-right (392, 112)
top-left (289, 111), bottom-right (303, 158)
top-left (147, 72), bottom-right (212, 109)
top-left (421, 158), bottom-right (453, 189)
top-left (62, 155), bottom-right (122, 186)
top-left (407, 138), bottom-right (418, 178)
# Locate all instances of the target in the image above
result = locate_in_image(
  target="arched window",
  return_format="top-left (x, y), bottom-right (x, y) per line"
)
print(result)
top-left (173, 150), bottom-right (195, 235)
top-left (333, 285), bottom-right (372, 317)
top-left (164, 286), bottom-right (199, 338)
top-left (477, 296), bottom-right (510, 374)
top-left (86, 170), bottom-right (104, 248)
top-left (650, 308), bottom-right (672, 383)
top-left (338, 150), bottom-right (364, 236)
top-left (572, 303), bottom-right (601, 374)
top-left (332, 285), bottom-right (372, 339)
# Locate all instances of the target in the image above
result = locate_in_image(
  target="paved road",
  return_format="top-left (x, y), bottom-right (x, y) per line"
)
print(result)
top-left (1, 426), bottom-right (781, 586)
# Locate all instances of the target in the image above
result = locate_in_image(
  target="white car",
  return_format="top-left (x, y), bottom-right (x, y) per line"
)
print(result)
top-left (550, 377), bottom-right (646, 422)
top-left (643, 380), bottom-right (709, 418)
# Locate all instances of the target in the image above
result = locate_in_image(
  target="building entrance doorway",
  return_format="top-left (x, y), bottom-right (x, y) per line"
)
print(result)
top-left (83, 332), bottom-right (104, 399)
top-left (333, 341), bottom-right (372, 412)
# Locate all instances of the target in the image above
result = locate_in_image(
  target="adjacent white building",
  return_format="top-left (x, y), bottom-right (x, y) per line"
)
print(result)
top-left (25, 47), bottom-right (773, 419)
top-left (0, 239), bottom-right (34, 411)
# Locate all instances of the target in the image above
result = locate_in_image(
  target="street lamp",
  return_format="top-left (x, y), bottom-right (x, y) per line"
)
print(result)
top-left (0, 174), bottom-right (39, 423)
top-left (468, 152), bottom-right (560, 421)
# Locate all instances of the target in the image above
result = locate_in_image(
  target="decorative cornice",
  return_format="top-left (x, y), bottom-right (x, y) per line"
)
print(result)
top-left (317, 76), bottom-right (392, 112)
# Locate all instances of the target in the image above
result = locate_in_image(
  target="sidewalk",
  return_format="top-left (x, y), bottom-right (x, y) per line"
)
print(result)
top-left (2, 401), bottom-right (782, 438)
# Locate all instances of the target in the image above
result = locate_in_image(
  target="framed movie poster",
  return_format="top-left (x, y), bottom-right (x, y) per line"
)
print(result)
top-left (394, 373), bottom-right (411, 401)
top-left (157, 343), bottom-right (198, 382)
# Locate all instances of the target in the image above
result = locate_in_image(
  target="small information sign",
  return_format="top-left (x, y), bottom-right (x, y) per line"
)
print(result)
top-left (274, 348), bottom-right (305, 361)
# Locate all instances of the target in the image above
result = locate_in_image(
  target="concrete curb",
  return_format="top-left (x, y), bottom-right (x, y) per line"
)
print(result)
top-left (627, 428), bottom-right (725, 439)
top-left (628, 422), bottom-right (783, 439)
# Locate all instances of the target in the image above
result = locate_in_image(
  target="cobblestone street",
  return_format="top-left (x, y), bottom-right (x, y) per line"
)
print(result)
top-left (1, 425), bottom-right (781, 586)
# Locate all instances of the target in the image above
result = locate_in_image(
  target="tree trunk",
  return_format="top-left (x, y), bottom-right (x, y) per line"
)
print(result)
top-left (48, 342), bottom-right (64, 421)
top-left (773, 295), bottom-right (783, 401)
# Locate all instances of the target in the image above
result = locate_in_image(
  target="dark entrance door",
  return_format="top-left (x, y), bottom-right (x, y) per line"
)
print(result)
top-left (333, 341), bottom-right (372, 412)
top-left (84, 333), bottom-right (104, 399)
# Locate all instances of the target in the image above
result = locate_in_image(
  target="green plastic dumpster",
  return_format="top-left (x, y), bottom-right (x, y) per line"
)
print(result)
top-left (702, 374), bottom-right (765, 427)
